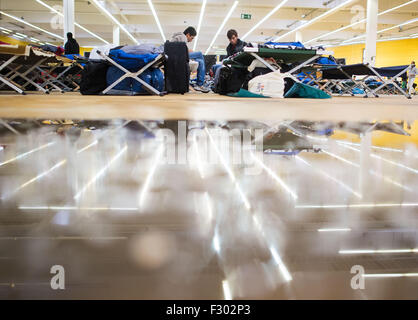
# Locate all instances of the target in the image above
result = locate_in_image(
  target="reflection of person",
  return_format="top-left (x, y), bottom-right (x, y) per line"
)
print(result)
top-left (171, 27), bottom-right (209, 93)
top-left (64, 32), bottom-right (80, 55)
top-left (407, 61), bottom-right (417, 95)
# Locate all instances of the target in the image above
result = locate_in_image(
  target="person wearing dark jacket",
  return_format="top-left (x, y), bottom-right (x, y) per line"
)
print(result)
top-left (226, 29), bottom-right (247, 57)
top-left (212, 29), bottom-right (247, 90)
top-left (64, 32), bottom-right (80, 55)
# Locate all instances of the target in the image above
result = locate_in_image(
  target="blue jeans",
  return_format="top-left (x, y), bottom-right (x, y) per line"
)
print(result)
top-left (189, 51), bottom-right (206, 86)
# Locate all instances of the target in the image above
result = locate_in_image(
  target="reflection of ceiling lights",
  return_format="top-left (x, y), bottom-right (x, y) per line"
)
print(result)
top-left (0, 11), bottom-right (64, 40)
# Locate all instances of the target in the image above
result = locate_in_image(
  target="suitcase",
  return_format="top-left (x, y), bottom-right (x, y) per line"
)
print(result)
top-left (215, 66), bottom-right (247, 95)
top-left (80, 61), bottom-right (109, 95)
top-left (164, 41), bottom-right (190, 94)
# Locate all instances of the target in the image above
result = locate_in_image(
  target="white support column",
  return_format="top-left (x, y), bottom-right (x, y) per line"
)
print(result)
top-left (113, 25), bottom-right (120, 45)
top-left (63, 0), bottom-right (75, 39)
top-left (364, 0), bottom-right (378, 66)
top-left (295, 30), bottom-right (303, 43)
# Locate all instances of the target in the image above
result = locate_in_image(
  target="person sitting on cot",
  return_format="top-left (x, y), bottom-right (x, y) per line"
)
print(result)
top-left (171, 26), bottom-right (210, 93)
top-left (212, 29), bottom-right (248, 89)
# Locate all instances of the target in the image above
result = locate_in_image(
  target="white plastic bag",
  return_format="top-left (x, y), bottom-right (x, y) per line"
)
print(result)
top-left (248, 71), bottom-right (288, 98)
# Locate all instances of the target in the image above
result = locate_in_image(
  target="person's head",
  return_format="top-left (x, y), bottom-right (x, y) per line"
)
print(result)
top-left (227, 29), bottom-right (238, 45)
top-left (183, 26), bottom-right (197, 42)
top-left (412, 61), bottom-right (416, 66)
top-left (67, 32), bottom-right (73, 40)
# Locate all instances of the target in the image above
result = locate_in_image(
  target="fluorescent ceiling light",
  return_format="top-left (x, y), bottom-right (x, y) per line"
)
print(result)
top-left (306, 0), bottom-right (417, 45)
top-left (35, 0), bottom-right (109, 44)
top-left (91, 0), bottom-right (138, 44)
top-left (13, 34), bottom-right (26, 39)
top-left (0, 26), bottom-right (13, 33)
top-left (193, 0), bottom-right (207, 51)
top-left (341, 33), bottom-right (418, 46)
top-left (147, 0), bottom-right (166, 42)
top-left (205, 1), bottom-right (239, 55)
top-left (363, 273), bottom-right (418, 278)
top-left (0, 10), bottom-right (64, 40)
top-left (241, 0), bottom-right (289, 41)
top-left (342, 17), bottom-right (418, 44)
top-left (379, 0), bottom-right (417, 15)
top-left (340, 248), bottom-right (418, 254)
top-left (15, 32), bottom-right (27, 37)
top-left (274, 0), bottom-right (356, 41)
top-left (318, 228), bottom-right (351, 232)
top-left (295, 203), bottom-right (418, 209)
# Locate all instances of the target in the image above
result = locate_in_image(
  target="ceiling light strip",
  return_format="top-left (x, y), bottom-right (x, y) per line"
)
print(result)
top-left (274, 0), bottom-right (356, 41)
top-left (193, 0), bottom-right (207, 51)
top-left (241, 0), bottom-right (289, 41)
top-left (205, 1), bottom-right (239, 55)
top-left (91, 0), bottom-right (138, 44)
top-left (0, 10), bottom-right (64, 40)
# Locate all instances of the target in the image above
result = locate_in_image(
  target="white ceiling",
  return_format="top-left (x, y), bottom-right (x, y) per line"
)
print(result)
top-left (0, 0), bottom-right (417, 52)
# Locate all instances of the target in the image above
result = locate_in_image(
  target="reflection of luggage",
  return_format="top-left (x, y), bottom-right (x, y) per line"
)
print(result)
top-left (80, 61), bottom-right (109, 95)
top-left (215, 67), bottom-right (247, 95)
top-left (164, 41), bottom-right (190, 94)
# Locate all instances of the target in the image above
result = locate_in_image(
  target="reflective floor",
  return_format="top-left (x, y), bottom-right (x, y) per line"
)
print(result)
top-left (0, 119), bottom-right (417, 299)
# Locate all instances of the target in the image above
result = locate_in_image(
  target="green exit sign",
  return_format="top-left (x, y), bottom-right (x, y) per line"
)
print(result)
top-left (241, 13), bottom-right (251, 20)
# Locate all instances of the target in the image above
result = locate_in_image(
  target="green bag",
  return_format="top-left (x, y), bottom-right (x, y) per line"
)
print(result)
top-left (284, 82), bottom-right (331, 99)
top-left (227, 88), bottom-right (270, 98)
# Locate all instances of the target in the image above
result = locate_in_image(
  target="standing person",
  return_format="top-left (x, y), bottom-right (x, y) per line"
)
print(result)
top-left (226, 29), bottom-right (247, 57)
top-left (64, 32), bottom-right (80, 55)
top-left (407, 61), bottom-right (417, 96)
top-left (171, 26), bottom-right (210, 93)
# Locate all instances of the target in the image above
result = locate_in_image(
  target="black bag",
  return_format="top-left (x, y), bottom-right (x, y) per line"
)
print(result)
top-left (164, 41), bottom-right (190, 94)
top-left (80, 61), bottom-right (109, 95)
top-left (215, 67), bottom-right (247, 95)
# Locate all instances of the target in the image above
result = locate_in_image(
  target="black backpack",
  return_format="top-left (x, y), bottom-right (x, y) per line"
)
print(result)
top-left (215, 67), bottom-right (247, 95)
top-left (80, 61), bottom-right (109, 95)
top-left (164, 41), bottom-right (190, 94)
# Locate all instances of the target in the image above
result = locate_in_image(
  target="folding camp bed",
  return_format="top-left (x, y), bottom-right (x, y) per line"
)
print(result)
top-left (222, 46), bottom-right (333, 84)
top-left (0, 44), bottom-right (58, 94)
top-left (319, 63), bottom-right (412, 99)
top-left (96, 49), bottom-right (166, 96)
top-left (25, 55), bottom-right (76, 93)
top-left (0, 45), bottom-right (76, 94)
top-left (298, 63), bottom-right (338, 93)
